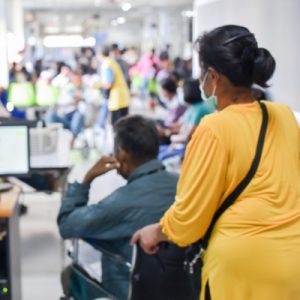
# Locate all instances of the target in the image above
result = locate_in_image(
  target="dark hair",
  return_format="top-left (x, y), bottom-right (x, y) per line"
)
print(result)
top-left (196, 25), bottom-right (276, 87)
top-left (114, 115), bottom-right (159, 163)
top-left (100, 46), bottom-right (110, 57)
top-left (169, 70), bottom-right (181, 83)
top-left (110, 43), bottom-right (119, 51)
top-left (161, 77), bottom-right (177, 95)
top-left (183, 79), bottom-right (202, 104)
top-left (159, 52), bottom-right (169, 61)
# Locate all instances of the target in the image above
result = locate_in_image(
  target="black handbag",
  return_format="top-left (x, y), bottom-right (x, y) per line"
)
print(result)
top-left (130, 242), bottom-right (200, 300)
top-left (184, 101), bottom-right (269, 299)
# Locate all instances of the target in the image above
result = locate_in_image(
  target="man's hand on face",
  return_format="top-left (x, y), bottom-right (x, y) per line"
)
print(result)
top-left (83, 156), bottom-right (120, 184)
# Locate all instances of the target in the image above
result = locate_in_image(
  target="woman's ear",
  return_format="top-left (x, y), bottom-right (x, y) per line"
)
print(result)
top-left (208, 67), bottom-right (220, 85)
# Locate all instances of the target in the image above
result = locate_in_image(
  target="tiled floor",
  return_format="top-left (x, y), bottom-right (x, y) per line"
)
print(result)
top-left (20, 192), bottom-right (63, 300)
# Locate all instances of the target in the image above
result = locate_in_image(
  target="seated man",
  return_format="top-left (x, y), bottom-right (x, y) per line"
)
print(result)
top-left (57, 115), bottom-right (178, 299)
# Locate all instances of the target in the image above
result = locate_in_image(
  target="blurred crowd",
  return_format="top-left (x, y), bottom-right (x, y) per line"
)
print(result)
top-left (0, 43), bottom-right (206, 161)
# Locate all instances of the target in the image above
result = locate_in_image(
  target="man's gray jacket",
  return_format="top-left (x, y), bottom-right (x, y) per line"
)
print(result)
top-left (57, 159), bottom-right (178, 299)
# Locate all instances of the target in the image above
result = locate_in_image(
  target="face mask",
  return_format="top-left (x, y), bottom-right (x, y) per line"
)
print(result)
top-left (200, 72), bottom-right (218, 111)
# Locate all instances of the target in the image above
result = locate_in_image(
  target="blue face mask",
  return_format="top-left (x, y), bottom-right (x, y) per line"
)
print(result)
top-left (200, 72), bottom-right (218, 111)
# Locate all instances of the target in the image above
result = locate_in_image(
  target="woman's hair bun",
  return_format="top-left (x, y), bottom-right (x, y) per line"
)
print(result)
top-left (241, 46), bottom-right (257, 64)
top-left (252, 48), bottom-right (276, 87)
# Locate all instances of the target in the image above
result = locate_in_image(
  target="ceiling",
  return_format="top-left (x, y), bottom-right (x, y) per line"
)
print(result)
top-left (23, 0), bottom-right (193, 36)
top-left (24, 0), bottom-right (192, 10)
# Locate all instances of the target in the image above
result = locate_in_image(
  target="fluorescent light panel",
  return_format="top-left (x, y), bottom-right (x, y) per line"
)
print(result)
top-left (43, 35), bottom-right (96, 48)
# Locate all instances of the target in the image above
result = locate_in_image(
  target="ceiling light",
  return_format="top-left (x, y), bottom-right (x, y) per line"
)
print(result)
top-left (121, 2), bottom-right (132, 12)
top-left (117, 17), bottom-right (126, 24)
top-left (43, 35), bottom-right (95, 48)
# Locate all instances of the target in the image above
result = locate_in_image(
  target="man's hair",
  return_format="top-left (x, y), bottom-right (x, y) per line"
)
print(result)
top-left (110, 43), bottom-right (119, 51)
top-left (100, 45), bottom-right (110, 57)
top-left (114, 115), bottom-right (159, 163)
top-left (161, 77), bottom-right (177, 95)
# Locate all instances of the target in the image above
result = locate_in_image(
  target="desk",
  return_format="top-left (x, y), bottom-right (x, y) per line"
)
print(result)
top-left (0, 186), bottom-right (22, 300)
top-left (28, 167), bottom-right (71, 193)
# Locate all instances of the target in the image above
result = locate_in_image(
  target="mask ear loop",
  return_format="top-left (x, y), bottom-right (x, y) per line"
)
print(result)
top-left (212, 85), bottom-right (217, 96)
top-left (201, 71), bottom-right (209, 88)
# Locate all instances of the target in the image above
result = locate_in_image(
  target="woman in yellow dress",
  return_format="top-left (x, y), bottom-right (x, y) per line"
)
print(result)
top-left (131, 25), bottom-right (300, 300)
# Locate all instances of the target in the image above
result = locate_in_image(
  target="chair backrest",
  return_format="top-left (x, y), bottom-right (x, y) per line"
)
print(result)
top-left (129, 242), bottom-right (201, 300)
top-left (36, 83), bottom-right (61, 107)
top-left (8, 82), bottom-right (36, 107)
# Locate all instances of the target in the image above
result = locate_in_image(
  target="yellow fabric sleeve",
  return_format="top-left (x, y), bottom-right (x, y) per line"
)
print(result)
top-left (160, 124), bottom-right (228, 247)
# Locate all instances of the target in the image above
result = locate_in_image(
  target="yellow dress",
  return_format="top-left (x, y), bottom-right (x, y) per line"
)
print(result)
top-left (160, 101), bottom-right (300, 300)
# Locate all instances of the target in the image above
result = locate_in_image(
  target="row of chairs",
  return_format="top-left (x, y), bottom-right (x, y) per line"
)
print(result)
top-left (8, 82), bottom-right (61, 107)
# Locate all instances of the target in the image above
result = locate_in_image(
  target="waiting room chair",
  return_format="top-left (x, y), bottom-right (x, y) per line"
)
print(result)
top-left (64, 240), bottom-right (200, 300)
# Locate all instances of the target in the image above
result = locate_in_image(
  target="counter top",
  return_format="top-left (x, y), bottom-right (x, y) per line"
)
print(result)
top-left (0, 185), bottom-right (21, 218)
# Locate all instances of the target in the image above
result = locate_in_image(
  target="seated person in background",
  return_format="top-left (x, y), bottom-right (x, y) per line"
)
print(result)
top-left (158, 79), bottom-right (213, 161)
top-left (57, 115), bottom-right (179, 299)
top-left (156, 77), bottom-right (186, 144)
top-left (52, 63), bottom-right (72, 89)
top-left (45, 72), bottom-right (86, 144)
top-left (156, 56), bottom-right (173, 84)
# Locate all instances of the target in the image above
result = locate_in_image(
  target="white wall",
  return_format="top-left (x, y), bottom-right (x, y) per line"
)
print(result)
top-left (106, 23), bottom-right (143, 48)
top-left (193, 0), bottom-right (300, 110)
top-left (0, 0), bottom-right (9, 87)
top-left (140, 8), bottom-right (192, 59)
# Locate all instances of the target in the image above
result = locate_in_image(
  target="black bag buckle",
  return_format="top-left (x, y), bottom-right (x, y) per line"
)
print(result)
top-left (184, 244), bottom-right (205, 274)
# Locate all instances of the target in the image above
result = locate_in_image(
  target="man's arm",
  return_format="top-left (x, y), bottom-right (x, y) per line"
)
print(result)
top-left (57, 156), bottom-right (122, 240)
top-left (57, 183), bottom-right (124, 240)
top-left (101, 66), bottom-right (114, 90)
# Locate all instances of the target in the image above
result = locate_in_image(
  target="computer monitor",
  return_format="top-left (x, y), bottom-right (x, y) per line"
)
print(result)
top-left (0, 124), bottom-right (30, 176)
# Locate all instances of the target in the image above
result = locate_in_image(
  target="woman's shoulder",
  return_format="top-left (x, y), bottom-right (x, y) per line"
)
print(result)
top-left (198, 102), bottom-right (261, 139)
top-left (264, 100), bottom-right (293, 114)
top-left (200, 107), bottom-right (237, 129)
top-left (264, 101), bottom-right (299, 129)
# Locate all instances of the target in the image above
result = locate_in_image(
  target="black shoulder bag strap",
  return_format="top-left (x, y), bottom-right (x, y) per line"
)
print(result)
top-left (185, 101), bottom-right (268, 273)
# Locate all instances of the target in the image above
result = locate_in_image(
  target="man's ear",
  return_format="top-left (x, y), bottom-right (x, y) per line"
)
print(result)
top-left (117, 147), bottom-right (130, 163)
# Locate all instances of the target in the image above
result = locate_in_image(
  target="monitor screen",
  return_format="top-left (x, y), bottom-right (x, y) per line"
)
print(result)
top-left (0, 125), bottom-right (30, 176)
